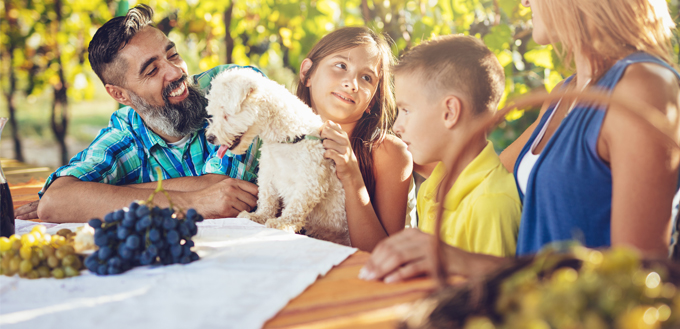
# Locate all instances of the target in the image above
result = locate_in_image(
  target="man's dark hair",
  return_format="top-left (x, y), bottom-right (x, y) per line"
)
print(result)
top-left (394, 34), bottom-right (505, 116)
top-left (88, 4), bottom-right (155, 86)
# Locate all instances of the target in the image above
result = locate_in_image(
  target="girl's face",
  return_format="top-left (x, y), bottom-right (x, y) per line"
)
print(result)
top-left (304, 44), bottom-right (381, 125)
top-left (522, 0), bottom-right (552, 45)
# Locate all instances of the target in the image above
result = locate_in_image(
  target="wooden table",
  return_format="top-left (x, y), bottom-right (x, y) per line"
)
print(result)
top-left (9, 180), bottom-right (439, 328)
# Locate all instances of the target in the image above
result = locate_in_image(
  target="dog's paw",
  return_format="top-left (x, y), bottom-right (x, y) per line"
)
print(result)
top-left (239, 211), bottom-right (268, 224)
top-left (265, 219), bottom-right (302, 233)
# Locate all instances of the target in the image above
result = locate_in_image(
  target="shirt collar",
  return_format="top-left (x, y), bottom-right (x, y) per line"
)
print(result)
top-left (425, 141), bottom-right (501, 210)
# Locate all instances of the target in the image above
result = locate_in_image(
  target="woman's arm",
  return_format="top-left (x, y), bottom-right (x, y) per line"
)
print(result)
top-left (360, 228), bottom-right (508, 282)
top-left (603, 63), bottom-right (680, 257)
top-left (321, 121), bottom-right (412, 251)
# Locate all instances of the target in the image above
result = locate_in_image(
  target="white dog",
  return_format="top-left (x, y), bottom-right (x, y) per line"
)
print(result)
top-left (204, 68), bottom-right (350, 246)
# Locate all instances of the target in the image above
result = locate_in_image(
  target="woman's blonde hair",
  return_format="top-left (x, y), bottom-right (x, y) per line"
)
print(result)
top-left (532, 0), bottom-right (676, 77)
top-left (296, 27), bottom-right (396, 200)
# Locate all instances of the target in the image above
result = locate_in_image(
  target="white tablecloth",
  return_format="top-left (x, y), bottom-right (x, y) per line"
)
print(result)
top-left (0, 218), bottom-right (357, 329)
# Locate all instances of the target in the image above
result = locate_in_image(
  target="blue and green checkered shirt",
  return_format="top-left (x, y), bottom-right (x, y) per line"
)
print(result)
top-left (41, 64), bottom-right (263, 196)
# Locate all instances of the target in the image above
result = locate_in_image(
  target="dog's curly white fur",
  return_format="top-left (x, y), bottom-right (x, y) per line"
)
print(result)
top-left (205, 68), bottom-right (349, 246)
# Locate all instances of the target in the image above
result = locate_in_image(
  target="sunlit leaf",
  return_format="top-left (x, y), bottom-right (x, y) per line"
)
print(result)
top-left (524, 46), bottom-right (553, 69)
top-left (545, 69), bottom-right (563, 93)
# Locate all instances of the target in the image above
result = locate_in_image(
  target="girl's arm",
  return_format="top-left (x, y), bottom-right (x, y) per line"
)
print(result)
top-left (321, 121), bottom-right (412, 251)
top-left (603, 63), bottom-right (680, 257)
top-left (371, 134), bottom-right (413, 235)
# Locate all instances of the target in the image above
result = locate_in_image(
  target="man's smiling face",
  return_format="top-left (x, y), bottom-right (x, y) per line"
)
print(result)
top-left (119, 25), bottom-right (189, 107)
top-left (112, 26), bottom-right (207, 139)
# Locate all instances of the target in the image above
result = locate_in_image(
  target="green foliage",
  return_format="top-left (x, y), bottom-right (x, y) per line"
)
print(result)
top-left (3, 0), bottom-right (680, 153)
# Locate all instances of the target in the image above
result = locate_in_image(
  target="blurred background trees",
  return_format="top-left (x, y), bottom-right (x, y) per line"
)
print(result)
top-left (1, 0), bottom-right (679, 166)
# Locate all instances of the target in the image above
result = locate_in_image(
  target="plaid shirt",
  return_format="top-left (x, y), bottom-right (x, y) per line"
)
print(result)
top-left (41, 64), bottom-right (264, 196)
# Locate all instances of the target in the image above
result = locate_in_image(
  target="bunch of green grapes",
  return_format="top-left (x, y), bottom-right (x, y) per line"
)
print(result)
top-left (0, 226), bottom-right (83, 279)
top-left (464, 246), bottom-right (680, 329)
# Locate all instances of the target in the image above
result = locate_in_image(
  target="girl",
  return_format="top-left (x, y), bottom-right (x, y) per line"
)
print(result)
top-left (296, 27), bottom-right (413, 252)
top-left (360, 0), bottom-right (680, 282)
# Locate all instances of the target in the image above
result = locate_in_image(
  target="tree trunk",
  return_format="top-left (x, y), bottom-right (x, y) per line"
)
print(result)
top-left (51, 0), bottom-right (69, 165)
top-left (223, 1), bottom-right (235, 64)
top-left (361, 0), bottom-right (402, 48)
top-left (51, 83), bottom-right (68, 166)
top-left (2, 0), bottom-right (24, 162)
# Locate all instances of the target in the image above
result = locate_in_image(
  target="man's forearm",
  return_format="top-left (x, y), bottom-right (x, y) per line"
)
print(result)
top-left (126, 174), bottom-right (228, 191)
top-left (38, 177), bottom-right (194, 223)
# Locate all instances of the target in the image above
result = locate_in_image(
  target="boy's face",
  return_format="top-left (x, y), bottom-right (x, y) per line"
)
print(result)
top-left (393, 73), bottom-right (448, 165)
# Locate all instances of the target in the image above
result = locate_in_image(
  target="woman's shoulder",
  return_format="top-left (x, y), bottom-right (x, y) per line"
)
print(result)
top-left (600, 60), bottom-right (680, 161)
top-left (613, 61), bottom-right (679, 116)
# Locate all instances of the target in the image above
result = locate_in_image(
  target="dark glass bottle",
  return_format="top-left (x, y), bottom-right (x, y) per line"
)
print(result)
top-left (0, 118), bottom-right (14, 238)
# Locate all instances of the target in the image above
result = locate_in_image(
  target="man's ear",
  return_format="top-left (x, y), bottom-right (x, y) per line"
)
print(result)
top-left (443, 95), bottom-right (462, 129)
top-left (300, 58), bottom-right (313, 87)
top-left (105, 84), bottom-right (132, 107)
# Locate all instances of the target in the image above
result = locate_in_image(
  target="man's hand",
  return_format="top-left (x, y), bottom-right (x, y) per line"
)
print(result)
top-left (359, 228), bottom-right (439, 283)
top-left (185, 178), bottom-right (258, 218)
top-left (15, 200), bottom-right (39, 220)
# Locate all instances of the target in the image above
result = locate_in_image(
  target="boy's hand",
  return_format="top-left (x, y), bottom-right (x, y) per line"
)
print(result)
top-left (359, 228), bottom-right (437, 283)
top-left (320, 121), bottom-right (362, 183)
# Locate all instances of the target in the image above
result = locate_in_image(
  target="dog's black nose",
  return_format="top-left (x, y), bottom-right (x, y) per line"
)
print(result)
top-left (207, 134), bottom-right (216, 144)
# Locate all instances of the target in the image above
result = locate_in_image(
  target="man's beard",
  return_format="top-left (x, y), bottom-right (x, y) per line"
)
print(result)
top-left (129, 75), bottom-right (208, 138)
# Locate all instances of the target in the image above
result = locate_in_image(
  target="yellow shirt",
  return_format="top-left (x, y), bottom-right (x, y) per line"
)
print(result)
top-left (417, 141), bottom-right (521, 257)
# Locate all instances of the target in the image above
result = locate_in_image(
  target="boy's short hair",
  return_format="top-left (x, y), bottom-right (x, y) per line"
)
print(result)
top-left (394, 34), bottom-right (505, 116)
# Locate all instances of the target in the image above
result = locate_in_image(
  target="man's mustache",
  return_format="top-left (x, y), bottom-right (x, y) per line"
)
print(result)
top-left (162, 74), bottom-right (188, 99)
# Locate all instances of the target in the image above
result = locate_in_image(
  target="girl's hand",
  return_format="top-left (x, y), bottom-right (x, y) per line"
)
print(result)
top-left (320, 120), bottom-right (362, 183)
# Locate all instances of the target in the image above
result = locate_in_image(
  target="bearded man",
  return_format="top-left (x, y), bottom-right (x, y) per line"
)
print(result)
top-left (19, 4), bottom-right (261, 223)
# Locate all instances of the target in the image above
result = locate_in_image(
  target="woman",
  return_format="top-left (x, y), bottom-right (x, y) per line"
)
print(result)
top-left (359, 0), bottom-right (680, 282)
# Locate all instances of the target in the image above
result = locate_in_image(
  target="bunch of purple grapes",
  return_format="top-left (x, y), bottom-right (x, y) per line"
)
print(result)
top-left (84, 202), bottom-right (203, 275)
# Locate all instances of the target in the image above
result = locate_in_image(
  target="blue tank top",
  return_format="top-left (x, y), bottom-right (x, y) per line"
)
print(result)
top-left (514, 52), bottom-right (680, 256)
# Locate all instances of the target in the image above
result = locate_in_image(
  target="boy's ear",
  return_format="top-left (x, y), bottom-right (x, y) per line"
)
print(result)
top-left (106, 84), bottom-right (132, 107)
top-left (443, 95), bottom-right (462, 129)
top-left (300, 59), bottom-right (313, 87)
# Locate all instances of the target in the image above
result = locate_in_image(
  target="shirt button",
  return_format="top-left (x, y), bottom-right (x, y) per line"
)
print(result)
top-left (183, 154), bottom-right (188, 159)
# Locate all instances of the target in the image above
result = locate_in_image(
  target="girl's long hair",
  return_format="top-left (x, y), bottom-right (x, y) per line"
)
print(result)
top-left (532, 0), bottom-right (676, 78)
top-left (296, 26), bottom-right (396, 199)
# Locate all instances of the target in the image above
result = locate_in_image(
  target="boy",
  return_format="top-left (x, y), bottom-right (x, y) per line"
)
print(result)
top-left (359, 34), bottom-right (521, 282)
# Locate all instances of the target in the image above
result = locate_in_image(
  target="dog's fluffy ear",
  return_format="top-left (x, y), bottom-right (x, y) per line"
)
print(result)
top-left (239, 86), bottom-right (255, 109)
top-left (231, 68), bottom-right (263, 110)
top-left (206, 68), bottom-right (260, 117)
